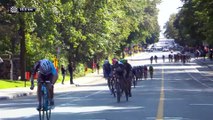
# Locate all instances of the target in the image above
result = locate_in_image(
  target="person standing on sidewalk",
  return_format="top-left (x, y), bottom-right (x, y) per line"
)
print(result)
top-left (68, 62), bottom-right (74, 84)
top-left (96, 62), bottom-right (100, 74)
top-left (61, 65), bottom-right (66, 84)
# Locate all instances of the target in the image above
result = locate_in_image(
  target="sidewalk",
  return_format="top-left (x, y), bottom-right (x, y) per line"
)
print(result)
top-left (0, 72), bottom-right (105, 101)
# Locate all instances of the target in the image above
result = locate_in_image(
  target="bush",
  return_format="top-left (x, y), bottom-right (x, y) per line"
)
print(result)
top-left (73, 63), bottom-right (85, 78)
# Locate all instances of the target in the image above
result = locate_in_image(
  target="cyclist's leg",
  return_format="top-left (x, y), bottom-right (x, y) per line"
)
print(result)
top-left (106, 77), bottom-right (110, 93)
top-left (52, 72), bottom-right (58, 85)
top-left (49, 73), bottom-right (58, 106)
top-left (37, 74), bottom-right (43, 110)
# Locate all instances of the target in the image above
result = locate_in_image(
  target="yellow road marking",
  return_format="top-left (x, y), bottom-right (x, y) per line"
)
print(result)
top-left (156, 65), bottom-right (164, 120)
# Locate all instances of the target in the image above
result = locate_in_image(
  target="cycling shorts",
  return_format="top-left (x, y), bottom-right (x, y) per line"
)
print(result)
top-left (37, 73), bottom-right (54, 83)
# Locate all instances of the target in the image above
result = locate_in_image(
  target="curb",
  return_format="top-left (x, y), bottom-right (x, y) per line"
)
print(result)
top-left (0, 73), bottom-right (104, 101)
top-left (0, 92), bottom-right (34, 100)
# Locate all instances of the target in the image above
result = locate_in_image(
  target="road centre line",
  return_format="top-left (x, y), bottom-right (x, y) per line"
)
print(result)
top-left (156, 64), bottom-right (165, 120)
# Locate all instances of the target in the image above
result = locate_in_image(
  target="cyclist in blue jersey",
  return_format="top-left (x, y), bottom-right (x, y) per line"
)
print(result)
top-left (30, 59), bottom-right (58, 110)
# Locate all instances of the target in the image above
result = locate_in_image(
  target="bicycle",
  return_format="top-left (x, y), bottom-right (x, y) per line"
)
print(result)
top-left (109, 74), bottom-right (124, 102)
top-left (38, 80), bottom-right (52, 120)
top-left (115, 75), bottom-right (129, 103)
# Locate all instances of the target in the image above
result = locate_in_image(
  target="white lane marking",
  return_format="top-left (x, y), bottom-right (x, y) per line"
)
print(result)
top-left (147, 117), bottom-right (191, 120)
top-left (190, 104), bottom-right (213, 106)
top-left (187, 70), bottom-right (210, 88)
top-left (181, 63), bottom-right (211, 88)
top-left (54, 106), bottom-right (143, 113)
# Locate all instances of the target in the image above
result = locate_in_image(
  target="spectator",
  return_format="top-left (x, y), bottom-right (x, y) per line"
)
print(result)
top-left (68, 62), bottom-right (74, 84)
top-left (96, 62), bottom-right (100, 74)
top-left (84, 64), bottom-right (88, 76)
top-left (61, 65), bottom-right (66, 84)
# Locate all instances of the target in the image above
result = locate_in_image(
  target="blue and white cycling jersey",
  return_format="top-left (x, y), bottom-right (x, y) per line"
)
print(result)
top-left (48, 61), bottom-right (57, 75)
top-left (32, 59), bottom-right (57, 76)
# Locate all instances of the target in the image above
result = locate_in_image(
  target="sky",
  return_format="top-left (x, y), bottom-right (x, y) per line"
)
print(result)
top-left (157, 0), bottom-right (183, 38)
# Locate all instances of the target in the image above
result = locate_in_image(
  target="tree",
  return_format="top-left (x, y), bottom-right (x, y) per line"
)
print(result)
top-left (163, 14), bottom-right (179, 40)
top-left (166, 0), bottom-right (213, 47)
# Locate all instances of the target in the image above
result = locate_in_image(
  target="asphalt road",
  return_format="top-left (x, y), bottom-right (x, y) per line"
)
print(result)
top-left (0, 51), bottom-right (213, 120)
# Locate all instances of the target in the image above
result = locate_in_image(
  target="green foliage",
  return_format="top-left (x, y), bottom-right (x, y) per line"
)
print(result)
top-left (0, 80), bottom-right (31, 89)
top-left (73, 63), bottom-right (85, 78)
top-left (0, 0), bottom-right (161, 79)
top-left (163, 14), bottom-right (179, 40)
top-left (165, 0), bottom-right (213, 46)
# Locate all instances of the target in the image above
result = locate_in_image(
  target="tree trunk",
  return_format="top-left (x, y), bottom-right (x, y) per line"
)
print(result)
top-left (19, 18), bottom-right (26, 80)
top-left (120, 44), bottom-right (125, 59)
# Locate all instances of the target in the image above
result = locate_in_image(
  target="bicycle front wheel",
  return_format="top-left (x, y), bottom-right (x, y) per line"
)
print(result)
top-left (39, 108), bottom-right (51, 120)
top-left (46, 108), bottom-right (51, 120)
top-left (39, 92), bottom-right (45, 120)
top-left (39, 88), bottom-right (51, 120)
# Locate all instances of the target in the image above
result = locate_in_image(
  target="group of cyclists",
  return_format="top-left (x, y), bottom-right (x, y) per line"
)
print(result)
top-left (30, 57), bottom-right (154, 109)
top-left (103, 58), bottom-right (154, 98)
top-left (132, 65), bottom-right (154, 81)
top-left (168, 52), bottom-right (191, 63)
top-left (150, 52), bottom-right (191, 64)
top-left (103, 58), bottom-right (132, 98)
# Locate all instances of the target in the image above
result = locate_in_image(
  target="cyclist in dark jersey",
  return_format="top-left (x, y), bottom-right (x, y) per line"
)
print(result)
top-left (149, 65), bottom-right (154, 79)
top-left (30, 59), bottom-right (58, 110)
